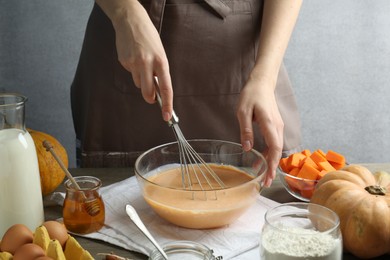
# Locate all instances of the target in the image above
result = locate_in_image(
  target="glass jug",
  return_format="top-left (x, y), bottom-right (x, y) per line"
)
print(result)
top-left (0, 93), bottom-right (44, 237)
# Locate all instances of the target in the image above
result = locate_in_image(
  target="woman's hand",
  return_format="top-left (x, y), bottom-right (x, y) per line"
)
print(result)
top-left (237, 77), bottom-right (284, 187)
top-left (238, 0), bottom-right (302, 186)
top-left (96, 0), bottom-right (173, 122)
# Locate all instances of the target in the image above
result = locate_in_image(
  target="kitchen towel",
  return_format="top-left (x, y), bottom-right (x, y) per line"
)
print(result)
top-left (50, 175), bottom-right (280, 259)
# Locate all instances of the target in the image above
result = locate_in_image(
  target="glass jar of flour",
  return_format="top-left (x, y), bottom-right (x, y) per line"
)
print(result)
top-left (0, 93), bottom-right (44, 237)
top-left (261, 202), bottom-right (342, 260)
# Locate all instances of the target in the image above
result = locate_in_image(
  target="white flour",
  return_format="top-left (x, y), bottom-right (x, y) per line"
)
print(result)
top-left (261, 225), bottom-right (342, 260)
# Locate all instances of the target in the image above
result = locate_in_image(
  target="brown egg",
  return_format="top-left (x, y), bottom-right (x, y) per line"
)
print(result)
top-left (0, 224), bottom-right (33, 254)
top-left (13, 243), bottom-right (45, 260)
top-left (42, 221), bottom-right (69, 248)
top-left (35, 257), bottom-right (54, 260)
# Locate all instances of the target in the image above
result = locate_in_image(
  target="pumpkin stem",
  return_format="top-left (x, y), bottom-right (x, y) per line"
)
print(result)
top-left (365, 185), bottom-right (386, 196)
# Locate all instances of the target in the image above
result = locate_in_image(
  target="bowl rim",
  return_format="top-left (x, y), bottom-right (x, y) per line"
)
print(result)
top-left (134, 139), bottom-right (268, 191)
top-left (277, 166), bottom-right (319, 183)
top-left (264, 202), bottom-right (341, 235)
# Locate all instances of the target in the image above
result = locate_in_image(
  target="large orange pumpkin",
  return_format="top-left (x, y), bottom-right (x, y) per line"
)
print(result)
top-left (310, 164), bottom-right (390, 259)
top-left (28, 129), bottom-right (67, 196)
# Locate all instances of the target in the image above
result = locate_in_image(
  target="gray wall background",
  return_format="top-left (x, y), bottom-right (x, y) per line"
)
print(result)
top-left (1, 0), bottom-right (389, 168)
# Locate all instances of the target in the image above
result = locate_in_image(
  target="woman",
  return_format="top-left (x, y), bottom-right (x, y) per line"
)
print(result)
top-left (71, 0), bottom-right (303, 187)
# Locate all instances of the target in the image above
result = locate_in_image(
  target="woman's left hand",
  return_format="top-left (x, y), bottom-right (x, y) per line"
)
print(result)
top-left (237, 0), bottom-right (303, 186)
top-left (237, 76), bottom-right (284, 187)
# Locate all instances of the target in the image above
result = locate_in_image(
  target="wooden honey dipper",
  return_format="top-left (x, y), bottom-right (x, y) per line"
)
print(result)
top-left (43, 140), bottom-right (100, 216)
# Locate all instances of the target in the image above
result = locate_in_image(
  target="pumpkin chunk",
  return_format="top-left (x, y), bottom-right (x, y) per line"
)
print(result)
top-left (303, 157), bottom-right (321, 170)
top-left (297, 163), bottom-right (320, 180)
top-left (317, 170), bottom-right (328, 180)
top-left (279, 157), bottom-right (289, 172)
top-left (318, 161), bottom-right (336, 172)
top-left (284, 176), bottom-right (301, 191)
top-left (310, 150), bottom-right (327, 165)
top-left (329, 161), bottom-right (344, 170)
top-left (326, 150), bottom-right (346, 166)
top-left (300, 186), bottom-right (315, 199)
top-left (286, 153), bottom-right (306, 171)
top-left (289, 167), bottom-right (300, 177)
top-left (301, 149), bottom-right (311, 157)
top-left (317, 149), bottom-right (327, 158)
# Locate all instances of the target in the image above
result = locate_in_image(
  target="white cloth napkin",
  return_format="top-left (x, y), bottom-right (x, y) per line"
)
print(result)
top-left (51, 176), bottom-right (280, 259)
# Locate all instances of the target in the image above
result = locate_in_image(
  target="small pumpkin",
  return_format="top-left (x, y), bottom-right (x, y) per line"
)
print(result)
top-left (310, 164), bottom-right (390, 259)
top-left (28, 129), bottom-right (67, 196)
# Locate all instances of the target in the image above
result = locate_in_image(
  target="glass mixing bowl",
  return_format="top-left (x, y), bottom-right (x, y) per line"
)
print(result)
top-left (134, 139), bottom-right (267, 229)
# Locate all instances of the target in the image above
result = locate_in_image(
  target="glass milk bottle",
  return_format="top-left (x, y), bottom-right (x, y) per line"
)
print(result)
top-left (0, 93), bottom-right (44, 237)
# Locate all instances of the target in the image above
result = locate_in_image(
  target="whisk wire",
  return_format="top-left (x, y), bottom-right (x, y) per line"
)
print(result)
top-left (174, 125), bottom-right (197, 190)
top-left (176, 132), bottom-right (192, 189)
top-left (154, 77), bottom-right (226, 198)
top-left (172, 124), bottom-right (226, 190)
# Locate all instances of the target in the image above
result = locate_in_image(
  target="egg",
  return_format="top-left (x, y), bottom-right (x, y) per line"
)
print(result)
top-left (35, 257), bottom-right (54, 260)
top-left (42, 221), bottom-right (69, 248)
top-left (0, 224), bottom-right (33, 254)
top-left (13, 243), bottom-right (45, 260)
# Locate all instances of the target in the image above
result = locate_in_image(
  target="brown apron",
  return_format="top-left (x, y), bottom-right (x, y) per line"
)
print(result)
top-left (71, 0), bottom-right (302, 167)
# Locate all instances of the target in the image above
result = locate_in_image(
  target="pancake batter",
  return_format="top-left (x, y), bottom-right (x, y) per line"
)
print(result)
top-left (143, 164), bottom-right (261, 229)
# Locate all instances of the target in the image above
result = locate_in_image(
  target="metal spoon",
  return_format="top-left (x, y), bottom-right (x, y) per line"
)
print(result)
top-left (125, 204), bottom-right (168, 260)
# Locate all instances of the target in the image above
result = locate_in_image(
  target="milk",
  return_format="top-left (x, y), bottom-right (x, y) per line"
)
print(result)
top-left (0, 128), bottom-right (44, 237)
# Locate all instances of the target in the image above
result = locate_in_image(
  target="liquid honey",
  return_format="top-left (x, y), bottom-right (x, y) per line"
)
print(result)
top-left (63, 180), bottom-right (105, 234)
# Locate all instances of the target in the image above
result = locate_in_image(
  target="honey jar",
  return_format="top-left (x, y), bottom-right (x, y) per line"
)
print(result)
top-left (63, 176), bottom-right (105, 234)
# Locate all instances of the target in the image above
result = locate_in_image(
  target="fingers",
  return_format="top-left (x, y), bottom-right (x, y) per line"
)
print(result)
top-left (132, 72), bottom-right (141, 89)
top-left (113, 8), bottom-right (173, 121)
top-left (237, 93), bottom-right (284, 188)
top-left (261, 120), bottom-right (283, 187)
top-left (264, 144), bottom-right (282, 187)
top-left (139, 65), bottom-right (155, 104)
top-left (154, 66), bottom-right (173, 122)
top-left (129, 57), bottom-right (173, 122)
top-left (237, 108), bottom-right (254, 152)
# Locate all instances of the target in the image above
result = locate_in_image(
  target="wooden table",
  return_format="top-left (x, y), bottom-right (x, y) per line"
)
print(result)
top-left (44, 164), bottom-right (390, 259)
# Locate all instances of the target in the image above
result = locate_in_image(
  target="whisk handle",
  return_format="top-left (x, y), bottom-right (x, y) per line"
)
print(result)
top-left (153, 77), bottom-right (179, 126)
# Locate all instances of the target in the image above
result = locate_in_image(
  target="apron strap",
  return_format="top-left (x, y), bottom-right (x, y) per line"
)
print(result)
top-left (149, 0), bottom-right (231, 32)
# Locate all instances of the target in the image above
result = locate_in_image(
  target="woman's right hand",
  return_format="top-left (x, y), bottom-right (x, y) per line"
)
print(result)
top-left (97, 0), bottom-right (173, 122)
